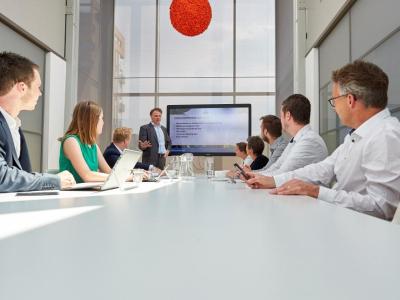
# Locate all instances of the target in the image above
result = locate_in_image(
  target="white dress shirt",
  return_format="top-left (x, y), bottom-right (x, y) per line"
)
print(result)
top-left (0, 106), bottom-right (22, 157)
top-left (243, 155), bottom-right (253, 167)
top-left (260, 125), bottom-right (328, 176)
top-left (274, 109), bottom-right (400, 220)
top-left (151, 122), bottom-right (166, 154)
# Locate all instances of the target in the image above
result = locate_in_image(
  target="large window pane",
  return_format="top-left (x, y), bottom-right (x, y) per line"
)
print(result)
top-left (236, 0), bottom-right (275, 77)
top-left (114, 0), bottom-right (156, 94)
top-left (236, 78), bottom-right (275, 93)
top-left (236, 96), bottom-right (275, 136)
top-left (159, 78), bottom-right (233, 93)
top-left (159, 0), bottom-right (233, 92)
top-left (158, 96), bottom-right (233, 117)
top-left (113, 96), bottom-right (155, 135)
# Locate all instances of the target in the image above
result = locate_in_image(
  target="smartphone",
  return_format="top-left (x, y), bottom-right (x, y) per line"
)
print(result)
top-left (233, 163), bottom-right (250, 180)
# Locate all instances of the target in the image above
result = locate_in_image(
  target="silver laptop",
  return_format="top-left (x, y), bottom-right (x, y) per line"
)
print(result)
top-left (63, 149), bottom-right (142, 191)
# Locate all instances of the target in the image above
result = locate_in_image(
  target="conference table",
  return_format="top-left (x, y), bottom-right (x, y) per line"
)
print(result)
top-left (0, 177), bottom-right (400, 300)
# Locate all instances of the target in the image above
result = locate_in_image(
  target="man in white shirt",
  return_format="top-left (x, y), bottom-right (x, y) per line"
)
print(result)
top-left (246, 60), bottom-right (400, 220)
top-left (0, 51), bottom-right (74, 192)
top-left (258, 94), bottom-right (328, 176)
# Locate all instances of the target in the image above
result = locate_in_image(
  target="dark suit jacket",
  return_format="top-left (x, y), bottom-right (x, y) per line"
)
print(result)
top-left (0, 111), bottom-right (59, 192)
top-left (0, 111), bottom-right (32, 172)
top-left (103, 143), bottom-right (151, 170)
top-left (250, 154), bottom-right (269, 171)
top-left (138, 123), bottom-right (171, 165)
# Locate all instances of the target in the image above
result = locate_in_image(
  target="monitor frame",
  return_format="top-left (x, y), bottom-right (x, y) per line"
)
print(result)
top-left (166, 104), bottom-right (251, 156)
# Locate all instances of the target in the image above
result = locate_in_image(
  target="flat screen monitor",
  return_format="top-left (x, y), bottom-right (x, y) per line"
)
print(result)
top-left (167, 104), bottom-right (251, 156)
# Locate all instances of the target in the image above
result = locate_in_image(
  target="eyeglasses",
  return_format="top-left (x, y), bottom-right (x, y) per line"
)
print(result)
top-left (327, 94), bottom-right (348, 107)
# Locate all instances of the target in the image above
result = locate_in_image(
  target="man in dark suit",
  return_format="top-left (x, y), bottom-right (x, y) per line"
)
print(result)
top-left (138, 108), bottom-right (171, 169)
top-left (0, 52), bottom-right (75, 192)
top-left (104, 127), bottom-right (157, 171)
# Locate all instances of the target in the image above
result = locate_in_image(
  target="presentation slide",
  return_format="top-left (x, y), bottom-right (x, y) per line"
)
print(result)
top-left (167, 105), bottom-right (251, 155)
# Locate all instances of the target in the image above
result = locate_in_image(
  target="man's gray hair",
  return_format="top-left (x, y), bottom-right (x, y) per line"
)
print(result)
top-left (332, 60), bottom-right (388, 109)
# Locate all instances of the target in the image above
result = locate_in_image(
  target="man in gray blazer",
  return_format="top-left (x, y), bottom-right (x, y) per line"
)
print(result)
top-left (0, 52), bottom-right (75, 192)
top-left (138, 107), bottom-right (171, 169)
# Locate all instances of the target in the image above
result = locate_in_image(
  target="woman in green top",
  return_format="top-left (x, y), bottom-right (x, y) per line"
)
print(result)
top-left (59, 101), bottom-right (111, 183)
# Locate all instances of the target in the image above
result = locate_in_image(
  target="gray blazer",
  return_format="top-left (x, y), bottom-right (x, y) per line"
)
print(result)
top-left (0, 113), bottom-right (60, 192)
top-left (138, 123), bottom-right (171, 165)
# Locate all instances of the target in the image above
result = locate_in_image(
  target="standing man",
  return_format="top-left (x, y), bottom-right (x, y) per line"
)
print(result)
top-left (138, 108), bottom-right (171, 169)
top-left (0, 52), bottom-right (74, 192)
top-left (247, 60), bottom-right (400, 220)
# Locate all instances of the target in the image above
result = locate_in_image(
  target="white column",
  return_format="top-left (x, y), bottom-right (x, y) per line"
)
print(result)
top-left (305, 48), bottom-right (320, 133)
top-left (42, 52), bottom-right (67, 171)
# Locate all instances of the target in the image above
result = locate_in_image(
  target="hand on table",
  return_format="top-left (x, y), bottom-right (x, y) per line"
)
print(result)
top-left (270, 179), bottom-right (319, 198)
top-left (57, 170), bottom-right (76, 189)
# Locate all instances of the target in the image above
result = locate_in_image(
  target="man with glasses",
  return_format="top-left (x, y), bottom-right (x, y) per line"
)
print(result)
top-left (245, 60), bottom-right (400, 220)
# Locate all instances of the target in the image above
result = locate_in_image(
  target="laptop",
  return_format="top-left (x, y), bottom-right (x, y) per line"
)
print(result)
top-left (63, 149), bottom-right (142, 191)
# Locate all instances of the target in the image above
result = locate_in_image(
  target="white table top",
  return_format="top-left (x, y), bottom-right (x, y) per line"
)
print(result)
top-left (1, 178), bottom-right (400, 300)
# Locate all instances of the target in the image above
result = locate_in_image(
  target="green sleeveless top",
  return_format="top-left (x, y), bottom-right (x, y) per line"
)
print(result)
top-left (59, 134), bottom-right (99, 183)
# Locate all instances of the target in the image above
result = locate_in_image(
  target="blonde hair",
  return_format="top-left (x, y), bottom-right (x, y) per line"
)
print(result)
top-left (113, 127), bottom-right (132, 143)
top-left (63, 101), bottom-right (102, 145)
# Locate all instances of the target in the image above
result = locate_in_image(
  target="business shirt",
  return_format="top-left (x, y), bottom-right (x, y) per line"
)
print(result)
top-left (274, 108), bottom-right (400, 220)
top-left (261, 125), bottom-right (328, 176)
top-left (0, 106), bottom-right (21, 157)
top-left (243, 155), bottom-right (253, 166)
top-left (152, 122), bottom-right (166, 154)
top-left (263, 135), bottom-right (288, 169)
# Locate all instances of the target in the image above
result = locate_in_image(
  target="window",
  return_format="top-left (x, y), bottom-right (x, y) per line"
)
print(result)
top-left (113, 0), bottom-right (276, 140)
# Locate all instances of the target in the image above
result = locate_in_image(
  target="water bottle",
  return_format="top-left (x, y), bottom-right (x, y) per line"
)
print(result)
top-left (205, 157), bottom-right (214, 178)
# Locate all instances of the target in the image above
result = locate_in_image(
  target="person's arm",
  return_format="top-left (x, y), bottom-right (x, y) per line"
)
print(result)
top-left (316, 133), bottom-right (400, 220)
top-left (267, 136), bottom-right (328, 176)
top-left (0, 150), bottom-right (61, 192)
top-left (273, 146), bottom-right (339, 188)
top-left (63, 137), bottom-right (108, 182)
top-left (97, 145), bottom-right (112, 174)
top-left (247, 146), bottom-right (339, 190)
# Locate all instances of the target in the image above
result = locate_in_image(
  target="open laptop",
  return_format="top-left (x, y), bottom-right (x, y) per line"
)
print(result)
top-left (63, 149), bottom-right (142, 191)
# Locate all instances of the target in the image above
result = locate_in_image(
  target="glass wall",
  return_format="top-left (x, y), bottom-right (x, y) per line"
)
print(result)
top-left (319, 0), bottom-right (400, 153)
top-left (0, 21), bottom-right (45, 172)
top-left (113, 0), bottom-right (276, 139)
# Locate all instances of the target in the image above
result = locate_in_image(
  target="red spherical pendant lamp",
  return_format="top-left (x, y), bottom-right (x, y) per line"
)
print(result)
top-left (170, 0), bottom-right (212, 37)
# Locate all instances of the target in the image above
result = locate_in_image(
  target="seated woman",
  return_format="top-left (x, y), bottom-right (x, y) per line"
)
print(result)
top-left (235, 142), bottom-right (253, 167)
top-left (246, 136), bottom-right (269, 171)
top-left (227, 142), bottom-right (254, 178)
top-left (59, 101), bottom-right (112, 183)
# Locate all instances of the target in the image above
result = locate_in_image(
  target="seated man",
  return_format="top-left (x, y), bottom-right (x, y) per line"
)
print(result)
top-left (104, 127), bottom-right (156, 171)
top-left (258, 94), bottom-right (328, 176)
top-left (258, 115), bottom-right (288, 170)
top-left (0, 52), bottom-right (74, 192)
top-left (246, 136), bottom-right (269, 171)
top-left (246, 60), bottom-right (400, 220)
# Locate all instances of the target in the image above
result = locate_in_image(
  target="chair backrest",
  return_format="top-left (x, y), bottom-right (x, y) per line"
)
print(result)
top-left (392, 206), bottom-right (400, 224)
